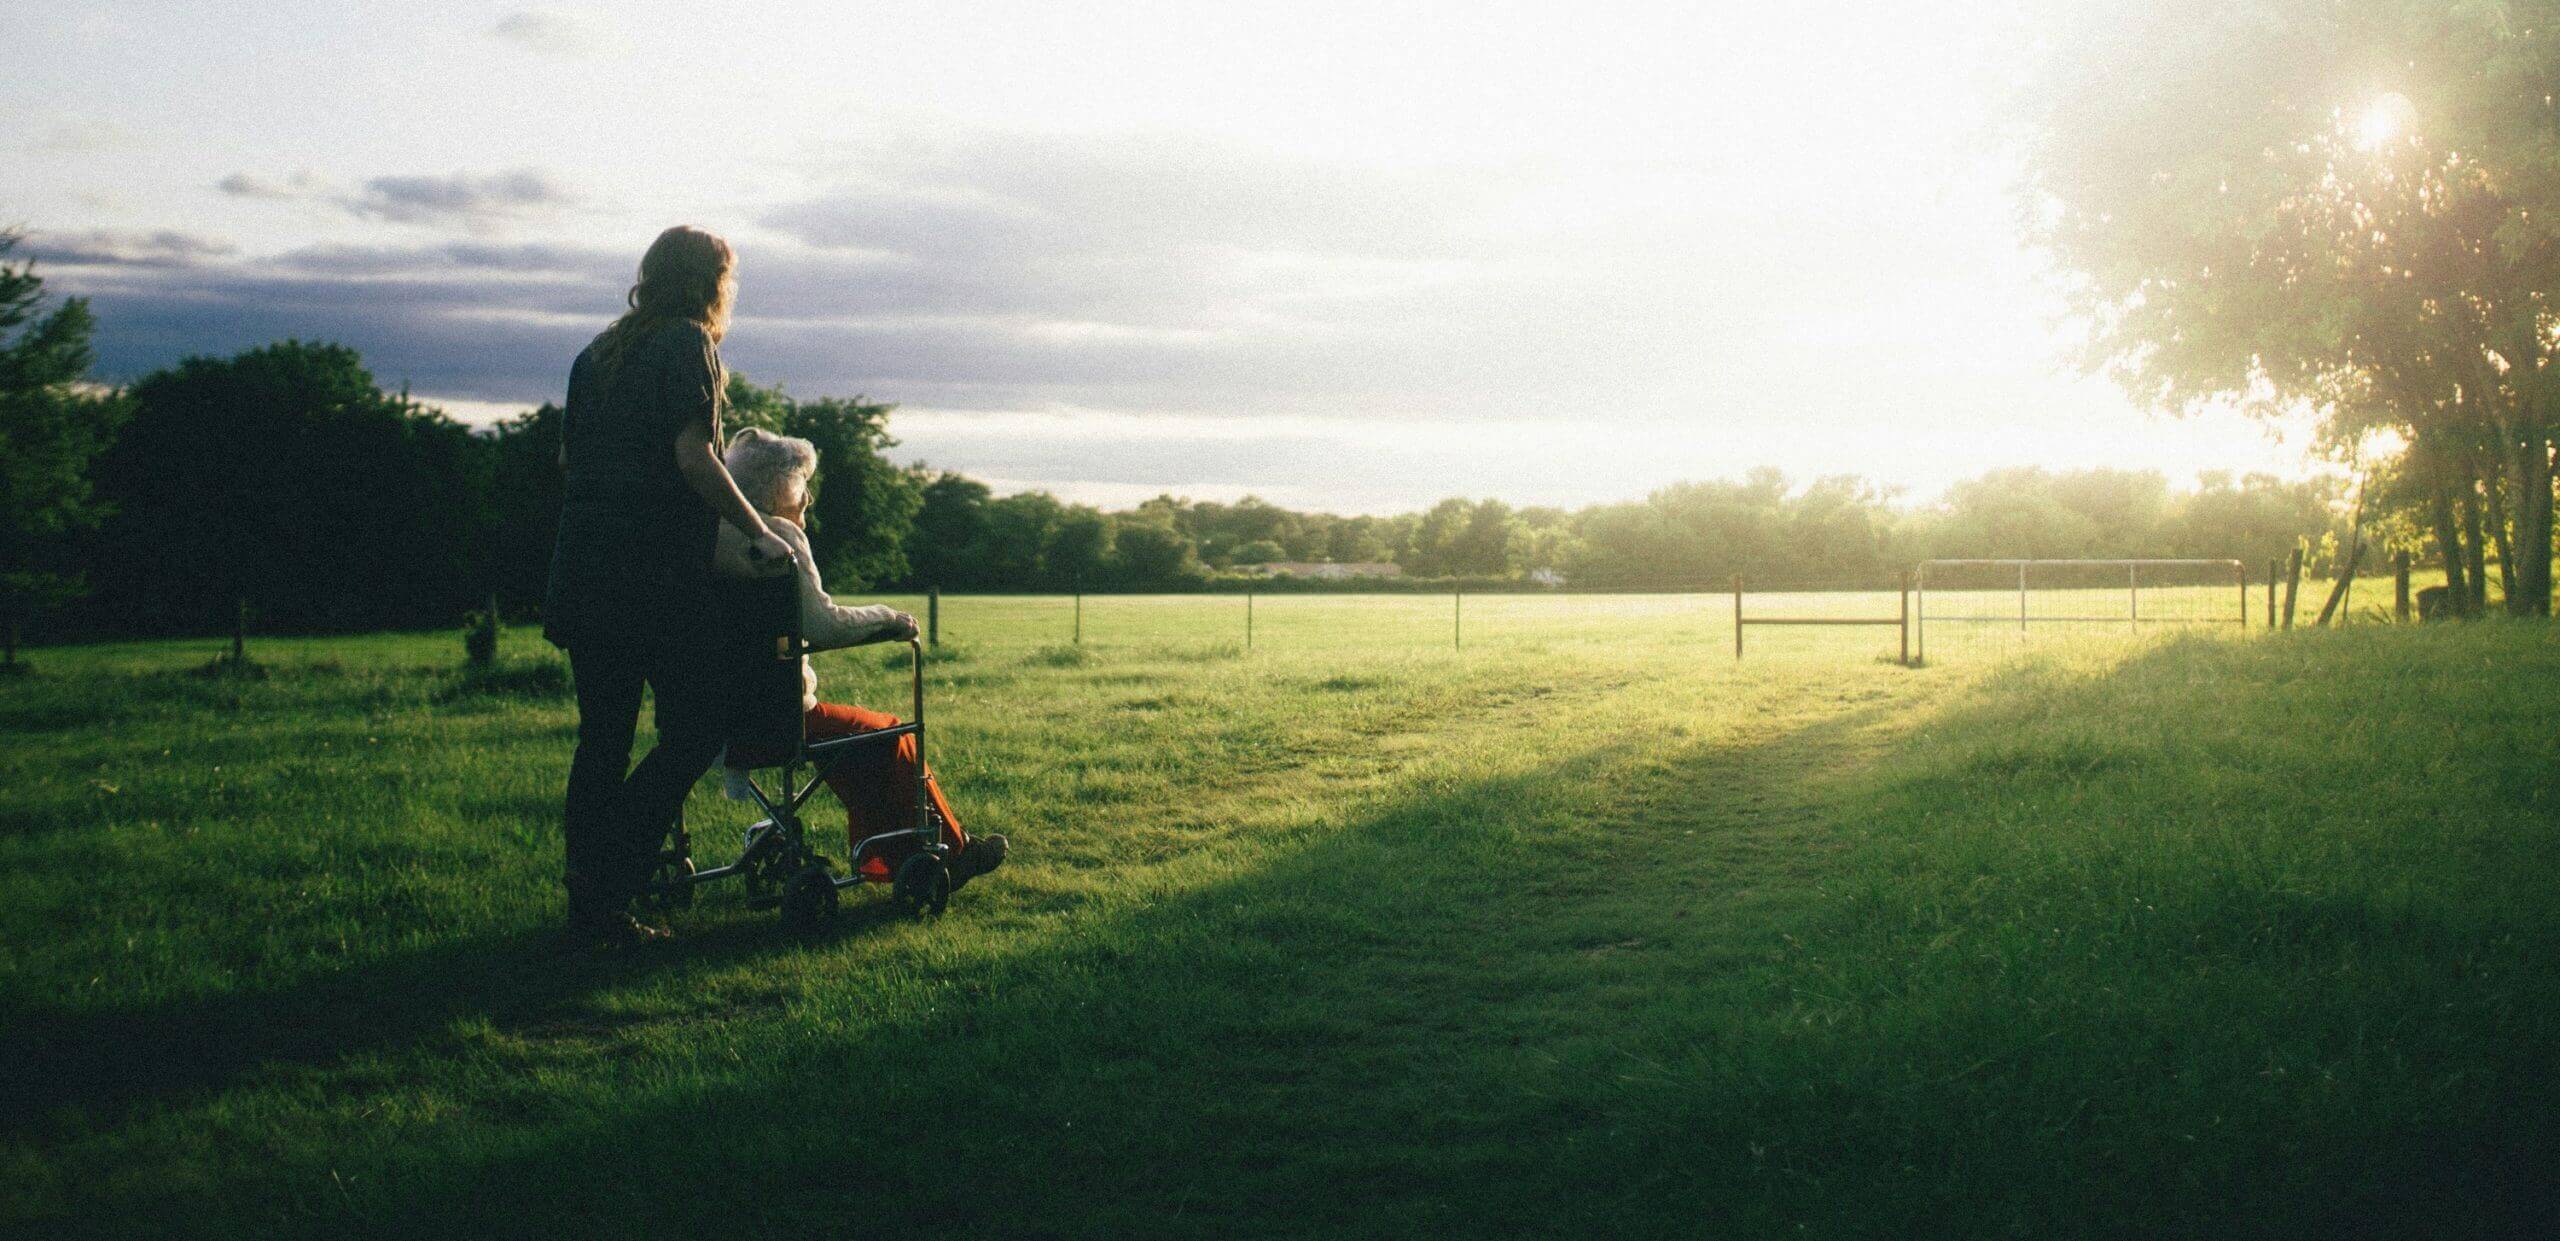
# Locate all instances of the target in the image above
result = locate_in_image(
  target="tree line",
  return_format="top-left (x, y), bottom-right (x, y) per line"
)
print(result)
top-left (2, 231), bottom-right (2366, 654)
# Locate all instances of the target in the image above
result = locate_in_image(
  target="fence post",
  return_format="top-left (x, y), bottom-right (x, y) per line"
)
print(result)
top-left (1246, 590), bottom-right (1254, 651)
top-left (1453, 591), bottom-right (1462, 652)
top-left (232, 596), bottom-right (248, 666)
top-left (2018, 562), bottom-right (2029, 632)
top-left (1074, 585), bottom-right (1083, 646)
top-left (2282, 547), bottom-right (2303, 629)
top-left (2129, 563), bottom-right (2140, 632)
top-left (1899, 570), bottom-right (1911, 666)
top-left (2266, 559), bottom-right (2277, 629)
top-left (927, 588), bottom-right (939, 647)
top-left (1732, 573), bottom-right (1743, 659)
top-left (1914, 563), bottom-right (1926, 663)
top-left (2394, 551), bottom-right (2412, 622)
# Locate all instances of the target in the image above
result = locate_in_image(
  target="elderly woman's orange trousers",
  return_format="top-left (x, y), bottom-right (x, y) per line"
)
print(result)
top-left (802, 701), bottom-right (967, 872)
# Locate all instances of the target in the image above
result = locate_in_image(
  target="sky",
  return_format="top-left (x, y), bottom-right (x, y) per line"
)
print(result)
top-left (3, 1), bottom-right (2318, 515)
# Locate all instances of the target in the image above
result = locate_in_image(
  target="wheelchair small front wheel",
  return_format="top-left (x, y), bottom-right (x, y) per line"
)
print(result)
top-left (893, 853), bottom-right (950, 917)
top-left (780, 864), bottom-right (838, 928)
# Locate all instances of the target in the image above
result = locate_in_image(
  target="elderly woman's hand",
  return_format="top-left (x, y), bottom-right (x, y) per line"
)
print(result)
top-left (886, 611), bottom-right (920, 641)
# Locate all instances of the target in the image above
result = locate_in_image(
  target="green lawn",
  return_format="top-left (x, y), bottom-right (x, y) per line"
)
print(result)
top-left (1, 603), bottom-right (2553, 1237)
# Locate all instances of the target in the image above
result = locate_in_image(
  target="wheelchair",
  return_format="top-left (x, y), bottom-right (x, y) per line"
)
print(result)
top-left (644, 569), bottom-right (979, 928)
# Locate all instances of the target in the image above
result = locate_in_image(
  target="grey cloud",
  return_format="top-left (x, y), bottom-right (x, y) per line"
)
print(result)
top-left (61, 131), bottom-right (1847, 429)
top-left (47, 242), bottom-right (621, 399)
top-left (217, 170), bottom-right (327, 200)
top-left (220, 166), bottom-right (573, 228)
top-left (489, 11), bottom-right (600, 57)
top-left (270, 241), bottom-right (627, 282)
top-left (345, 169), bottom-right (573, 226)
top-left (28, 229), bottom-right (237, 269)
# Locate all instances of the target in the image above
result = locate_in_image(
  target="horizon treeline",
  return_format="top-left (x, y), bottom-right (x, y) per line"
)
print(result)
top-left (9, 328), bottom-right (2361, 645)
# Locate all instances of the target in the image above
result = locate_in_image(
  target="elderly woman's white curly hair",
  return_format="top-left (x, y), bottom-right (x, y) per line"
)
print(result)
top-left (723, 427), bottom-right (819, 513)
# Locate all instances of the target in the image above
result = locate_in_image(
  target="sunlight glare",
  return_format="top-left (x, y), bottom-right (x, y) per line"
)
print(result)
top-left (2355, 92), bottom-right (2416, 151)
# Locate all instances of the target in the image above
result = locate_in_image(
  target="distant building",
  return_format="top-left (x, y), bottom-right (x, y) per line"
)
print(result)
top-left (1527, 567), bottom-right (1566, 587)
top-left (1238, 561), bottom-right (1405, 580)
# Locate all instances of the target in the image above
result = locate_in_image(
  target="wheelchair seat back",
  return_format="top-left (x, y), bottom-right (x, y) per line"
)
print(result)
top-left (715, 569), bottom-right (805, 768)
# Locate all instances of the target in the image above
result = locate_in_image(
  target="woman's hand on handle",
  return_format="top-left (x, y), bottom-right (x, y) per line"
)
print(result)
top-left (885, 611), bottom-right (921, 641)
top-left (673, 414), bottom-right (791, 573)
top-left (744, 528), bottom-right (795, 574)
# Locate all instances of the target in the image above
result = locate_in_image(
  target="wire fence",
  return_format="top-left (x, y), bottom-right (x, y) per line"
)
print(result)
top-left (834, 556), bottom-right (2397, 665)
top-left (1913, 559), bottom-right (2248, 664)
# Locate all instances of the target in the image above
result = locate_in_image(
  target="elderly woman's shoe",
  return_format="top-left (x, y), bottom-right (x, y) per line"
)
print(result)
top-left (948, 833), bottom-right (1007, 892)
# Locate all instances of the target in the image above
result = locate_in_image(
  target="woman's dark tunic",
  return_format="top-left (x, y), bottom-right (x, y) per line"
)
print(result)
top-left (542, 319), bottom-right (724, 649)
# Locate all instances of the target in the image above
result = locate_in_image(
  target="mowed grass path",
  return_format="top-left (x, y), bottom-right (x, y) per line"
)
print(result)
top-left (1, 608), bottom-right (2554, 1236)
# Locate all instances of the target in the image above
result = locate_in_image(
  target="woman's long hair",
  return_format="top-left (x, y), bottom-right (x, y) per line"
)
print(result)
top-left (592, 225), bottom-right (736, 377)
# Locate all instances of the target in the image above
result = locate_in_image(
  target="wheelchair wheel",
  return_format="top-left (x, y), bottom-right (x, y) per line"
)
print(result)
top-left (780, 864), bottom-right (838, 928)
top-left (893, 853), bottom-right (949, 917)
top-left (643, 853), bottom-right (697, 914)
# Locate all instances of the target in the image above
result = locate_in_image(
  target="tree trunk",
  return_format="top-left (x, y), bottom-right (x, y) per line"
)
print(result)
top-left (2485, 466), bottom-right (2518, 608)
top-left (2316, 535), bottom-right (2365, 626)
top-left (2459, 481), bottom-right (2489, 617)
top-left (2429, 479), bottom-right (2471, 613)
top-left (2498, 430), bottom-right (2553, 617)
top-left (2515, 426), bottom-right (2555, 617)
top-left (2316, 471), bottom-right (2374, 627)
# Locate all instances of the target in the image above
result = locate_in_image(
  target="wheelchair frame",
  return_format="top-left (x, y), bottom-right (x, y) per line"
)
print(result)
top-left (649, 635), bottom-right (953, 925)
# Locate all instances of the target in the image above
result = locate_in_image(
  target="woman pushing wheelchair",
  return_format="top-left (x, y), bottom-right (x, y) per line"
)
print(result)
top-left (543, 224), bottom-right (996, 948)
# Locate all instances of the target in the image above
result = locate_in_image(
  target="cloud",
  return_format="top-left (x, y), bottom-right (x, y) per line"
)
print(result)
top-left (44, 239), bottom-right (622, 398)
top-left (268, 241), bottom-right (626, 281)
top-left (216, 170), bottom-right (327, 201)
top-left (26, 229), bottom-right (236, 269)
top-left (62, 127), bottom-right (1952, 468)
top-left (489, 10), bottom-right (601, 57)
top-left (344, 169), bottom-right (573, 227)
top-left (217, 166), bottom-right (574, 230)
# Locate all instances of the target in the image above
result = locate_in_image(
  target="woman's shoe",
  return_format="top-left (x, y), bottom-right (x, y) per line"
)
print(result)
top-left (568, 908), bottom-right (674, 949)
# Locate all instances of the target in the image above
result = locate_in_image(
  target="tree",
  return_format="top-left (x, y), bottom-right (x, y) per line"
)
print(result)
top-left (1047, 506), bottom-right (1116, 587)
top-left (1450, 499), bottom-right (1519, 575)
top-left (1109, 516), bottom-right (1203, 586)
top-left (903, 468), bottom-right (992, 589)
top-left (94, 341), bottom-right (486, 636)
top-left (484, 403), bottom-right (564, 615)
top-left (0, 233), bottom-right (129, 667)
top-left (2016, 0), bottom-right (2559, 614)
top-left (1402, 498), bottom-right (1473, 576)
top-left (1326, 515), bottom-right (1391, 564)
top-left (981, 491), bottom-right (1064, 588)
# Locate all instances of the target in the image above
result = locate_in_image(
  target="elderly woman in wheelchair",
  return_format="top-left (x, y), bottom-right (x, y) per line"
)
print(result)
top-left (648, 427), bottom-right (1004, 925)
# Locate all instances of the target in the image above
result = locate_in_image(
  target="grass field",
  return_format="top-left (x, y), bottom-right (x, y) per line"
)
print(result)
top-left (2, 596), bottom-right (2554, 1237)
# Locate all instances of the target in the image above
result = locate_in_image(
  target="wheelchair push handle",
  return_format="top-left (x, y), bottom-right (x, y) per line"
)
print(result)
top-left (907, 637), bottom-right (924, 726)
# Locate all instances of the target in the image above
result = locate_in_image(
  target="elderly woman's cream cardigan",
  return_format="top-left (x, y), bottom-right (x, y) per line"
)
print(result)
top-left (711, 515), bottom-right (905, 710)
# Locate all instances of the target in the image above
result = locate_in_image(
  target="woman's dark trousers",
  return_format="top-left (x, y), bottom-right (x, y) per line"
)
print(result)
top-left (563, 637), bottom-right (727, 919)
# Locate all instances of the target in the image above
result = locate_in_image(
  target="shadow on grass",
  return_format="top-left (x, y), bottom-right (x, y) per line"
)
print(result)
top-left (10, 680), bottom-right (1914, 1237)
top-left (0, 869), bottom-right (925, 1131)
